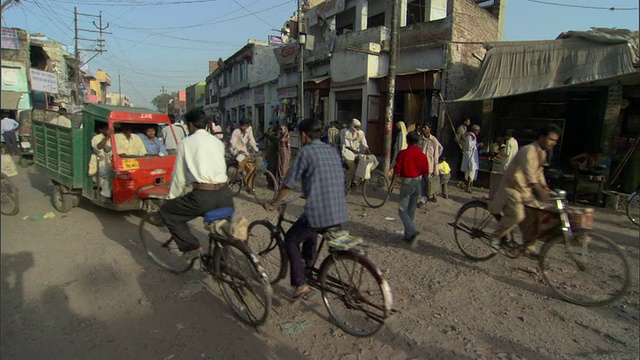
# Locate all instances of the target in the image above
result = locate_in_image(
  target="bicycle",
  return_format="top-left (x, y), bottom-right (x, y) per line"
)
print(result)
top-left (626, 188), bottom-right (639, 227)
top-left (449, 190), bottom-right (630, 307)
top-left (247, 198), bottom-right (393, 337)
top-left (226, 153), bottom-right (277, 204)
top-left (139, 207), bottom-right (272, 326)
top-left (1, 172), bottom-right (19, 216)
top-left (344, 159), bottom-right (390, 208)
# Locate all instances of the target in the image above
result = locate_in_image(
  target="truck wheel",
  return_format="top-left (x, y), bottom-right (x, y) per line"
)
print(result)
top-left (52, 185), bottom-right (73, 213)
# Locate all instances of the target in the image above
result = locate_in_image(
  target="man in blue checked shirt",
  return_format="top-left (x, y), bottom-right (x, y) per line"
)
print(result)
top-left (265, 119), bottom-right (348, 299)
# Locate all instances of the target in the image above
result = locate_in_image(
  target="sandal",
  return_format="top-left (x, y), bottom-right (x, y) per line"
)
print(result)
top-left (292, 284), bottom-right (310, 299)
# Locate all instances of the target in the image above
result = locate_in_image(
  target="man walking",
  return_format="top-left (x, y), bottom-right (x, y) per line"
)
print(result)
top-left (461, 124), bottom-right (482, 193)
top-left (1, 113), bottom-right (20, 155)
top-left (419, 122), bottom-right (443, 204)
top-left (162, 114), bottom-right (188, 155)
top-left (389, 131), bottom-right (429, 245)
top-left (160, 109), bottom-right (233, 259)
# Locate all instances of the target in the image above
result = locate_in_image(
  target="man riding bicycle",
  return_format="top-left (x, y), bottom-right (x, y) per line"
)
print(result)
top-left (230, 120), bottom-right (259, 192)
top-left (488, 124), bottom-right (561, 255)
top-left (160, 109), bottom-right (234, 259)
top-left (264, 119), bottom-right (349, 299)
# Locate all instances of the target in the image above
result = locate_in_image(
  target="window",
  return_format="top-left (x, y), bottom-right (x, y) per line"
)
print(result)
top-left (91, 89), bottom-right (97, 95)
top-left (336, 7), bottom-right (355, 35)
top-left (367, 13), bottom-right (385, 28)
top-left (407, 0), bottom-right (426, 25)
top-left (239, 61), bottom-right (245, 82)
top-left (238, 106), bottom-right (246, 122)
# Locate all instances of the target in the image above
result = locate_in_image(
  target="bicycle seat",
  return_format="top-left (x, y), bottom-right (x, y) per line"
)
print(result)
top-left (203, 207), bottom-right (235, 223)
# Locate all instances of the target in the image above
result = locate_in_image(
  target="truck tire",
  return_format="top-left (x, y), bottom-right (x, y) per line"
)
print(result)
top-left (52, 185), bottom-right (73, 213)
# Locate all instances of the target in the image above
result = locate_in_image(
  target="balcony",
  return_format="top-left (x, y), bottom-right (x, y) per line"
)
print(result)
top-left (334, 26), bottom-right (390, 53)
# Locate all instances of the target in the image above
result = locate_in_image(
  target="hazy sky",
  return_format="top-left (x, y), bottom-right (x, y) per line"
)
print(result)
top-left (3, 0), bottom-right (638, 108)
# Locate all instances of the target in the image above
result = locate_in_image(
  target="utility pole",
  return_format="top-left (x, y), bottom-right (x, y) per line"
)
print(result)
top-left (297, 0), bottom-right (305, 123)
top-left (160, 86), bottom-right (167, 94)
top-left (74, 8), bottom-right (110, 106)
top-left (383, 0), bottom-right (400, 174)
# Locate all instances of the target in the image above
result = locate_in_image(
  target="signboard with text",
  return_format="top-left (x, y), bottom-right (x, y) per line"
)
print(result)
top-left (29, 69), bottom-right (59, 94)
top-left (281, 43), bottom-right (297, 65)
top-left (1, 28), bottom-right (20, 50)
top-left (268, 35), bottom-right (284, 46)
top-left (277, 87), bottom-right (297, 99)
top-left (307, 0), bottom-right (345, 27)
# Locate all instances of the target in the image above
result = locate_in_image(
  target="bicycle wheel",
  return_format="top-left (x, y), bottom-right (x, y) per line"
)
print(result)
top-left (226, 166), bottom-right (242, 196)
top-left (362, 170), bottom-right (390, 209)
top-left (139, 215), bottom-right (195, 273)
top-left (247, 220), bottom-right (287, 284)
top-left (1, 174), bottom-right (19, 216)
top-left (453, 201), bottom-right (498, 261)
top-left (215, 240), bottom-right (272, 326)
top-left (626, 192), bottom-right (639, 227)
top-left (319, 251), bottom-right (392, 337)
top-left (539, 232), bottom-right (631, 307)
top-left (251, 168), bottom-right (277, 204)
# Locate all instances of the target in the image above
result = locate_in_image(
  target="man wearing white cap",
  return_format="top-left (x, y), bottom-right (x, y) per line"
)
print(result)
top-left (340, 118), bottom-right (370, 188)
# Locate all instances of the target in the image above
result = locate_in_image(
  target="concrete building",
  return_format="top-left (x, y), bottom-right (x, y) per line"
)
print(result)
top-left (168, 91), bottom-right (187, 119)
top-left (207, 39), bottom-right (280, 136)
top-left (106, 92), bottom-right (132, 107)
top-left (185, 82), bottom-right (206, 111)
top-left (274, 0), bottom-right (504, 154)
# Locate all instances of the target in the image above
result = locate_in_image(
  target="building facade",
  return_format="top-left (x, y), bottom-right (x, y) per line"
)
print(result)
top-left (185, 82), bottom-right (206, 111)
top-left (106, 92), bottom-right (132, 107)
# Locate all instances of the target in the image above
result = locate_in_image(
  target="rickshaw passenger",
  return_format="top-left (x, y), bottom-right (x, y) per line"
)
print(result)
top-left (114, 124), bottom-right (147, 157)
top-left (160, 109), bottom-right (233, 259)
top-left (139, 125), bottom-right (167, 156)
top-left (91, 123), bottom-right (113, 198)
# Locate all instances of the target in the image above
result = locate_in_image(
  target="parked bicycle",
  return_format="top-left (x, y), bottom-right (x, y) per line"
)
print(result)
top-left (226, 153), bottom-right (277, 204)
top-left (247, 198), bottom-right (393, 337)
top-left (626, 187), bottom-right (639, 227)
top-left (449, 190), bottom-right (630, 307)
top-left (1, 172), bottom-right (19, 216)
top-left (139, 207), bottom-right (272, 326)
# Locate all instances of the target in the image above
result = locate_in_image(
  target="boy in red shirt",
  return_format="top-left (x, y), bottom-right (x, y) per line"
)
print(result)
top-left (389, 131), bottom-right (430, 244)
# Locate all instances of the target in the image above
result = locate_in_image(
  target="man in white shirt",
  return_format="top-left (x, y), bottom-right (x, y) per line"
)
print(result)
top-left (340, 118), bottom-right (369, 188)
top-left (160, 109), bottom-right (234, 259)
top-left (1, 113), bottom-right (20, 155)
top-left (229, 120), bottom-right (259, 191)
top-left (90, 123), bottom-right (113, 198)
top-left (113, 124), bottom-right (147, 157)
top-left (503, 129), bottom-right (519, 169)
top-left (162, 114), bottom-right (188, 155)
top-left (419, 122), bottom-right (444, 204)
top-left (50, 108), bottom-right (73, 128)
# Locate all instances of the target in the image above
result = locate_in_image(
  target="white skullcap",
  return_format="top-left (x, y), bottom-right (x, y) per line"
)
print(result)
top-left (351, 118), bottom-right (361, 127)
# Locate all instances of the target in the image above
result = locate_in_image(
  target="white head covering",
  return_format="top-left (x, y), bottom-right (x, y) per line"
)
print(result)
top-left (351, 118), bottom-right (361, 128)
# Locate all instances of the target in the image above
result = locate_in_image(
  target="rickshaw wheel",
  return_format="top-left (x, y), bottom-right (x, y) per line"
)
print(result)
top-left (52, 185), bottom-right (73, 213)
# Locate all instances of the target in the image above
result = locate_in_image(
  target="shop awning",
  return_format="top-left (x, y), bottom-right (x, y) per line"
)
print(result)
top-left (452, 34), bottom-right (639, 102)
top-left (1, 92), bottom-right (23, 110)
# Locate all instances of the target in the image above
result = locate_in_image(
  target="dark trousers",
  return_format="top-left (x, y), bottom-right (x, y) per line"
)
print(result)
top-left (344, 160), bottom-right (356, 188)
top-left (3, 131), bottom-right (19, 155)
top-left (160, 187), bottom-right (234, 252)
top-left (284, 216), bottom-right (318, 287)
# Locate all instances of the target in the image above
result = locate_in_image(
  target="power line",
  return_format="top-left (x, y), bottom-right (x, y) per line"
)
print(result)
top-left (48, 0), bottom-right (223, 6)
top-left (232, 0), bottom-right (276, 29)
top-left (524, 0), bottom-right (638, 11)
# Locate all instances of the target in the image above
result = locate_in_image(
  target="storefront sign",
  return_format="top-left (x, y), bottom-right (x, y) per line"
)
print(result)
top-left (268, 35), bottom-right (283, 46)
top-left (29, 69), bottom-right (59, 94)
top-left (277, 87), bottom-right (297, 99)
top-left (281, 43), bottom-right (297, 65)
top-left (1, 28), bottom-right (20, 50)
top-left (307, 0), bottom-right (345, 27)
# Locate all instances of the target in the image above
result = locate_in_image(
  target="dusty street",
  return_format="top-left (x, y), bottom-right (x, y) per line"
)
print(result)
top-left (1, 167), bottom-right (639, 360)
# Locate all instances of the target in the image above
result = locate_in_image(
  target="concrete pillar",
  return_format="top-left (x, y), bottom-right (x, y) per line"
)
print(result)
top-left (399, 0), bottom-right (408, 27)
top-left (425, 0), bottom-right (447, 21)
top-left (355, 0), bottom-right (368, 31)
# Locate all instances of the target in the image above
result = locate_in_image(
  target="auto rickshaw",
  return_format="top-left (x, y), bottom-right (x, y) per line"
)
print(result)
top-left (33, 104), bottom-right (176, 215)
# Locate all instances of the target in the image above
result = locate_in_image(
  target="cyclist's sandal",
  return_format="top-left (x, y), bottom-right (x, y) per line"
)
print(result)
top-left (292, 284), bottom-right (310, 300)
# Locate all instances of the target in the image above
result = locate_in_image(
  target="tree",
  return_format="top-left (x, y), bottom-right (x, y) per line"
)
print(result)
top-left (151, 92), bottom-right (176, 113)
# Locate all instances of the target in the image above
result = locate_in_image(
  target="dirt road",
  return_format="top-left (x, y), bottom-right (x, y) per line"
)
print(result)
top-left (2, 168), bottom-right (638, 359)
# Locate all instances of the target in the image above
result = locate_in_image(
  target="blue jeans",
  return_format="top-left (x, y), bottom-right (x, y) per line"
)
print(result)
top-left (398, 178), bottom-right (421, 239)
